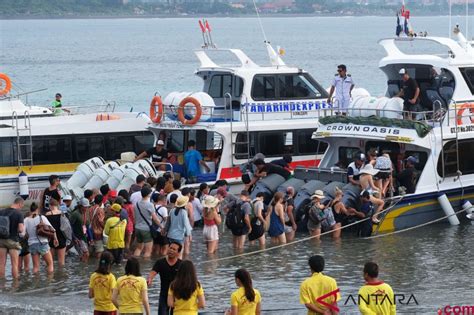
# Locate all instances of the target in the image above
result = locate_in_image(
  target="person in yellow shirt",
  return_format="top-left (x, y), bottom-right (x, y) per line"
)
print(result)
top-left (225, 268), bottom-right (261, 315)
top-left (112, 257), bottom-right (150, 315)
top-left (168, 260), bottom-right (205, 315)
top-left (89, 251), bottom-right (117, 315)
top-left (358, 262), bottom-right (396, 315)
top-left (299, 255), bottom-right (340, 315)
top-left (104, 203), bottom-right (127, 265)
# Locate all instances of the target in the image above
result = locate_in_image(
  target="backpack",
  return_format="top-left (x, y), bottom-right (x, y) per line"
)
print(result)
top-left (306, 203), bottom-right (324, 224)
top-left (225, 202), bottom-right (246, 230)
top-left (0, 214), bottom-right (10, 239)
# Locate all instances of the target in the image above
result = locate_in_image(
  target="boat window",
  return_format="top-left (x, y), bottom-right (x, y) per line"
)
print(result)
top-left (208, 74), bottom-right (232, 98)
top-left (33, 137), bottom-right (72, 164)
top-left (163, 130), bottom-right (185, 153)
top-left (460, 67), bottom-right (474, 94)
top-left (278, 74), bottom-right (322, 99)
top-left (252, 75), bottom-right (276, 100)
top-left (0, 139), bottom-right (16, 166)
top-left (234, 76), bottom-right (244, 98)
top-left (438, 139), bottom-right (474, 177)
top-left (106, 135), bottom-right (134, 160)
top-left (296, 129), bottom-right (327, 155)
top-left (258, 131), bottom-right (293, 157)
top-left (339, 147), bottom-right (362, 168)
top-left (75, 136), bottom-right (105, 161)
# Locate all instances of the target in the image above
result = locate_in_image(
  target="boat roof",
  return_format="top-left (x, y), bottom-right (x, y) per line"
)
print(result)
top-left (379, 33), bottom-right (474, 68)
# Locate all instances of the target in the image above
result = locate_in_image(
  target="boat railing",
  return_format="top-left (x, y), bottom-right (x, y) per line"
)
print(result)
top-left (64, 101), bottom-right (117, 115)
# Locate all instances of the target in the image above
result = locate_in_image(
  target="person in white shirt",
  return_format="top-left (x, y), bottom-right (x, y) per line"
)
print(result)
top-left (327, 64), bottom-right (355, 114)
top-left (152, 193), bottom-right (169, 256)
top-left (167, 180), bottom-right (182, 203)
top-left (190, 190), bottom-right (203, 227)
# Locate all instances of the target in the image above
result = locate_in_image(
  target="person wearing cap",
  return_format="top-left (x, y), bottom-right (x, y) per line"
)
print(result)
top-left (327, 64), bottom-right (355, 114)
top-left (60, 195), bottom-right (73, 215)
top-left (69, 197), bottom-right (91, 262)
top-left (167, 196), bottom-right (193, 258)
top-left (135, 139), bottom-right (169, 170)
top-left (104, 203), bottom-right (127, 265)
top-left (396, 156), bottom-right (417, 194)
top-left (357, 190), bottom-right (376, 237)
top-left (216, 186), bottom-right (238, 215)
top-left (396, 68), bottom-right (420, 119)
top-left (347, 153), bottom-right (365, 186)
top-left (202, 195), bottom-right (222, 254)
top-left (134, 186), bottom-right (162, 258)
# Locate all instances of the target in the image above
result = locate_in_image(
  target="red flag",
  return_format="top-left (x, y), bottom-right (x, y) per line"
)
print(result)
top-left (205, 20), bottom-right (211, 32)
top-left (198, 20), bottom-right (206, 33)
top-left (403, 10), bottom-right (410, 19)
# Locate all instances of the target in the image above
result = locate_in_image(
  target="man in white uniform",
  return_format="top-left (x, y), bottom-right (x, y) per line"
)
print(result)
top-left (327, 64), bottom-right (355, 114)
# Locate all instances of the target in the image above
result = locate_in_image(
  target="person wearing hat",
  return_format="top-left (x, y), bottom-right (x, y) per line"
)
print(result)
top-left (69, 197), bottom-right (91, 262)
top-left (135, 139), bottom-right (169, 170)
top-left (134, 185), bottom-right (162, 258)
top-left (60, 195), bottom-right (73, 215)
top-left (359, 165), bottom-right (385, 223)
top-left (104, 203), bottom-right (127, 265)
top-left (396, 68), bottom-right (420, 119)
top-left (306, 190), bottom-right (327, 240)
top-left (202, 195), bottom-right (222, 254)
top-left (166, 196), bottom-right (193, 259)
top-left (396, 156), bottom-right (417, 194)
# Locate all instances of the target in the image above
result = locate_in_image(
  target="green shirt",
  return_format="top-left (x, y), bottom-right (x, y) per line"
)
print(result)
top-left (51, 100), bottom-right (63, 115)
top-left (69, 208), bottom-right (89, 241)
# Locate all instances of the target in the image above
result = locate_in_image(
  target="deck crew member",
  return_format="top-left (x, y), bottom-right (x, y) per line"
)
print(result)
top-left (184, 140), bottom-right (210, 183)
top-left (347, 153), bottom-right (365, 186)
top-left (396, 68), bottom-right (420, 119)
top-left (51, 93), bottom-right (70, 115)
top-left (396, 156), bottom-right (417, 194)
top-left (135, 140), bottom-right (169, 170)
top-left (327, 64), bottom-right (355, 114)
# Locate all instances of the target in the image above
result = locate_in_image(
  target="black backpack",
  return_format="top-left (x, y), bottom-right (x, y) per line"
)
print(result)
top-left (226, 202), bottom-right (246, 230)
top-left (0, 211), bottom-right (10, 239)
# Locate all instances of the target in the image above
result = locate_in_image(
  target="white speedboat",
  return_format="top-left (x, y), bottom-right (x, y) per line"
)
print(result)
top-left (0, 79), bottom-right (152, 207)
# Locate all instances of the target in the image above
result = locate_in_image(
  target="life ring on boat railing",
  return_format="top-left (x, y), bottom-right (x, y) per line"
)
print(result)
top-left (178, 97), bottom-right (202, 125)
top-left (0, 73), bottom-right (12, 96)
top-left (150, 96), bottom-right (164, 123)
top-left (456, 102), bottom-right (474, 125)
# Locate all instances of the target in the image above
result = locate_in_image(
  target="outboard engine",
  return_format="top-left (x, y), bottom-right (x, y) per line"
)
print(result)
top-left (342, 183), bottom-right (362, 209)
top-left (250, 174), bottom-right (286, 204)
top-left (83, 161), bottom-right (121, 191)
top-left (66, 157), bottom-right (105, 190)
top-left (106, 164), bottom-right (129, 190)
top-left (276, 178), bottom-right (305, 195)
top-left (322, 181), bottom-right (345, 201)
top-left (115, 160), bottom-right (158, 192)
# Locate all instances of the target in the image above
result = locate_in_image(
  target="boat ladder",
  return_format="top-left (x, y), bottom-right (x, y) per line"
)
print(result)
top-left (226, 93), bottom-right (251, 167)
top-left (12, 110), bottom-right (33, 169)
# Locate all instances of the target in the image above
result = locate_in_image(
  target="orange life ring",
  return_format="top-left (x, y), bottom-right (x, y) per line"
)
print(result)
top-left (456, 103), bottom-right (474, 125)
top-left (150, 96), bottom-right (164, 123)
top-left (0, 73), bottom-right (12, 96)
top-left (178, 97), bottom-right (202, 125)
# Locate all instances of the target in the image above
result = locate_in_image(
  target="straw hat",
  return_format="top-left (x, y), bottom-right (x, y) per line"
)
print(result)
top-left (360, 164), bottom-right (380, 176)
top-left (175, 196), bottom-right (189, 208)
top-left (202, 195), bottom-right (219, 208)
top-left (311, 190), bottom-right (325, 199)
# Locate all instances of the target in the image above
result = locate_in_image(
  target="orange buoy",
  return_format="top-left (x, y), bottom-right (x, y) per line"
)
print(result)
top-left (150, 96), bottom-right (164, 123)
top-left (178, 97), bottom-right (202, 125)
top-left (0, 74), bottom-right (12, 96)
top-left (456, 102), bottom-right (474, 125)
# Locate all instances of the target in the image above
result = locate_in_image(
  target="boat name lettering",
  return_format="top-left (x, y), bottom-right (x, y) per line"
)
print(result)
top-left (244, 101), bottom-right (330, 113)
top-left (324, 125), bottom-right (400, 135)
top-left (450, 125), bottom-right (474, 133)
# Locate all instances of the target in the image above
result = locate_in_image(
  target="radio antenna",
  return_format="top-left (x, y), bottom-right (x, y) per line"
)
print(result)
top-left (252, 0), bottom-right (268, 43)
top-left (449, 0), bottom-right (452, 38)
top-left (466, 0), bottom-right (469, 41)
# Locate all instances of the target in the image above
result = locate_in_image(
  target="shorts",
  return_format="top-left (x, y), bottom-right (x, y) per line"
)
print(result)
top-left (93, 240), bottom-right (105, 254)
top-left (29, 242), bottom-right (50, 256)
top-left (74, 240), bottom-right (89, 256)
top-left (231, 226), bottom-right (249, 237)
top-left (375, 170), bottom-right (391, 180)
top-left (93, 311), bottom-right (117, 315)
top-left (203, 225), bottom-right (219, 242)
top-left (248, 221), bottom-right (264, 241)
top-left (284, 225), bottom-right (294, 234)
top-left (307, 220), bottom-right (321, 232)
top-left (0, 239), bottom-right (21, 251)
top-left (153, 233), bottom-right (169, 246)
top-left (135, 229), bottom-right (153, 244)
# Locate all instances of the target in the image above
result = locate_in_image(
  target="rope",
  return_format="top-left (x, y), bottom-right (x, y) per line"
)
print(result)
top-left (196, 196), bottom-right (404, 265)
top-left (363, 206), bottom-right (468, 239)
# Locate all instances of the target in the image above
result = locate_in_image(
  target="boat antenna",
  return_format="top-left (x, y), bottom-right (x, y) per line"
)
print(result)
top-left (252, 0), bottom-right (268, 43)
top-left (466, 0), bottom-right (469, 41)
top-left (449, 0), bottom-right (452, 38)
